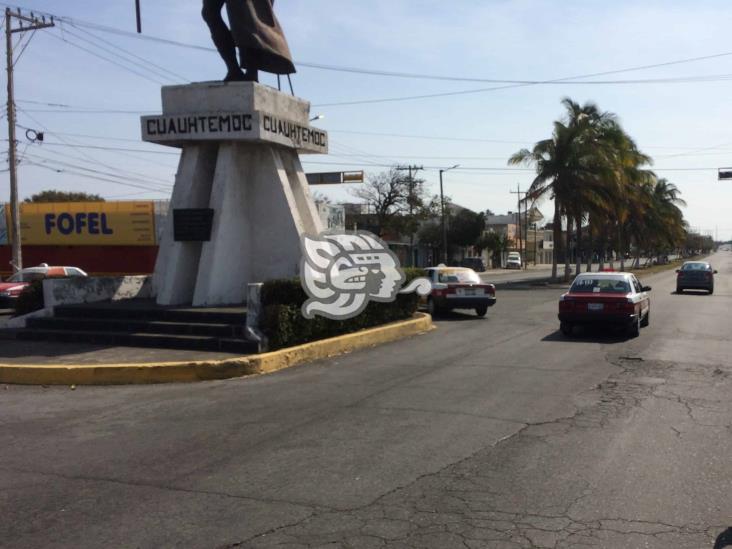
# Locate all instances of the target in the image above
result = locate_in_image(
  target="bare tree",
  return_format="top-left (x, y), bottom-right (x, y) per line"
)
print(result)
top-left (351, 168), bottom-right (430, 237)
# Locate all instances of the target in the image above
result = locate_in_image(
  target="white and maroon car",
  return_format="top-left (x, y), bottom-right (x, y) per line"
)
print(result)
top-left (424, 265), bottom-right (496, 317)
top-left (558, 272), bottom-right (651, 337)
top-left (0, 264), bottom-right (87, 307)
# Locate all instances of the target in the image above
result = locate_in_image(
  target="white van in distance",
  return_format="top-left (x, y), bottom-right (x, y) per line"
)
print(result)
top-left (506, 252), bottom-right (522, 269)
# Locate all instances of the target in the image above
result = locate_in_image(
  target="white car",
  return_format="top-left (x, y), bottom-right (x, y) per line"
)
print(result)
top-left (506, 252), bottom-right (522, 269)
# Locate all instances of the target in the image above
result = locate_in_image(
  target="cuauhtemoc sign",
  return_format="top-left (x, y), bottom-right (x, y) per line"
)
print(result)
top-left (7, 201), bottom-right (156, 246)
top-left (141, 111), bottom-right (328, 155)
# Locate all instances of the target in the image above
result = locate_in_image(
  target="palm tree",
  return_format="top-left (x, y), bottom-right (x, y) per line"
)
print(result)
top-left (511, 97), bottom-right (687, 279)
top-left (510, 99), bottom-right (619, 280)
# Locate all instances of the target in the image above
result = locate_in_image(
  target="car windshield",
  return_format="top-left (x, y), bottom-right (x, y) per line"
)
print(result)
top-left (570, 277), bottom-right (630, 294)
top-left (437, 269), bottom-right (480, 284)
top-left (7, 271), bottom-right (45, 283)
top-left (681, 263), bottom-right (709, 271)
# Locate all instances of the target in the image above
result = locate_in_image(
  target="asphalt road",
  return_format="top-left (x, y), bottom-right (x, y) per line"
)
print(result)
top-left (1, 254), bottom-right (730, 548)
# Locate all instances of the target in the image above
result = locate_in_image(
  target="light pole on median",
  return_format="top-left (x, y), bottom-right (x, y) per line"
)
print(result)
top-left (439, 164), bottom-right (459, 264)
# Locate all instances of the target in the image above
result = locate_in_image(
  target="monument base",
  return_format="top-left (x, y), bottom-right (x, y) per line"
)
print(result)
top-left (147, 82), bottom-right (326, 306)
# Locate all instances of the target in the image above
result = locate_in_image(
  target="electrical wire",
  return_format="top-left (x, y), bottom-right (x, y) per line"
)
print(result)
top-left (65, 21), bottom-right (189, 82)
top-left (12, 28), bottom-right (36, 66)
top-left (46, 25), bottom-right (167, 86)
top-left (17, 108), bottom-right (176, 187)
top-left (57, 22), bottom-right (178, 84)
top-left (22, 153), bottom-right (172, 192)
top-left (21, 150), bottom-right (172, 188)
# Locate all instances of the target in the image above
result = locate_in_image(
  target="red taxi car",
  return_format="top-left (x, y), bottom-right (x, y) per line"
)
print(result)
top-left (424, 265), bottom-right (496, 317)
top-left (558, 272), bottom-right (651, 337)
top-left (0, 264), bottom-right (87, 307)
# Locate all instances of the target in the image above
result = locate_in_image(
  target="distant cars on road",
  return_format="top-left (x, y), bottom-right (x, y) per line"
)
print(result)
top-left (676, 261), bottom-right (716, 294)
top-left (459, 257), bottom-right (486, 272)
top-left (424, 265), bottom-right (496, 317)
top-left (0, 264), bottom-right (87, 307)
top-left (558, 272), bottom-right (651, 338)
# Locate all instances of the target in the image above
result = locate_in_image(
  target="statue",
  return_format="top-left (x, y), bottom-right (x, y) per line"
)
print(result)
top-left (202, 0), bottom-right (296, 82)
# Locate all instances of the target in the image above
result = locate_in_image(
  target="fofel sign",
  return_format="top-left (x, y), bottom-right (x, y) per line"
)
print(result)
top-left (9, 201), bottom-right (156, 246)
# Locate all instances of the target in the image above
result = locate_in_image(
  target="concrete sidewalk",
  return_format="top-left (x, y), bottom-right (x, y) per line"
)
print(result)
top-left (0, 339), bottom-right (243, 366)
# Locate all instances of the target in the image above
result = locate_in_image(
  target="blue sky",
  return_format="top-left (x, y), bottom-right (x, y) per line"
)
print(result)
top-left (3, 0), bottom-right (732, 238)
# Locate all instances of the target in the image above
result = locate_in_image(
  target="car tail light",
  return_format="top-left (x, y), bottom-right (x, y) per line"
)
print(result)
top-left (706, 272), bottom-right (713, 280)
top-left (483, 284), bottom-right (495, 296)
top-left (617, 300), bottom-right (636, 314)
top-left (559, 296), bottom-right (575, 312)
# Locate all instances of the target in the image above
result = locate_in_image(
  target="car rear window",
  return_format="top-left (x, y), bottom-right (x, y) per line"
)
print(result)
top-left (570, 278), bottom-right (630, 294)
top-left (7, 271), bottom-right (45, 283)
top-left (681, 263), bottom-right (709, 271)
top-left (438, 269), bottom-right (480, 284)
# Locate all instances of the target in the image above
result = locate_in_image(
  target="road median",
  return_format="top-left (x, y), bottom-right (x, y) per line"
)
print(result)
top-left (0, 313), bottom-right (434, 386)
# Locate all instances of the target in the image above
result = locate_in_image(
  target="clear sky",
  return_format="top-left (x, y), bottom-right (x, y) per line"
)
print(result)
top-left (2, 0), bottom-right (732, 239)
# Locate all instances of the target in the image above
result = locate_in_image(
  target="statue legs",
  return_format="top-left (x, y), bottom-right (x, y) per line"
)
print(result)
top-left (202, 0), bottom-right (249, 82)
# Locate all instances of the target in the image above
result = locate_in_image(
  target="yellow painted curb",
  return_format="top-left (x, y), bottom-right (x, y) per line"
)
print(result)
top-left (0, 313), bottom-right (434, 386)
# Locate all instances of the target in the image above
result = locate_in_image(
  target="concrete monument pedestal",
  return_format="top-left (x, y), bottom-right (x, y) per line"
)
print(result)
top-left (142, 82), bottom-right (326, 306)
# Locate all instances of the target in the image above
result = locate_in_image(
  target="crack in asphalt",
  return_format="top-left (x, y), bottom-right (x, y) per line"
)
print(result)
top-left (224, 355), bottom-right (730, 548)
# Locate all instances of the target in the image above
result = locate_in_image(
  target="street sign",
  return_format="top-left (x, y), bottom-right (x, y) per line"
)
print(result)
top-left (718, 168), bottom-right (732, 180)
top-left (306, 171), bottom-right (364, 185)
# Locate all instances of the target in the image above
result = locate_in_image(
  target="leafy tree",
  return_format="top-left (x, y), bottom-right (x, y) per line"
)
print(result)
top-left (449, 209), bottom-right (485, 248)
top-left (25, 190), bottom-right (105, 203)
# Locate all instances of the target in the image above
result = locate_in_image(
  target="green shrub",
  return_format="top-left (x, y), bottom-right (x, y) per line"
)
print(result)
top-left (14, 280), bottom-right (44, 316)
top-left (261, 267), bottom-right (425, 350)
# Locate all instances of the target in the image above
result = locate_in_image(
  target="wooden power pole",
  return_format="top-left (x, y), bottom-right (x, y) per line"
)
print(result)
top-left (396, 164), bottom-right (423, 267)
top-left (5, 8), bottom-right (54, 271)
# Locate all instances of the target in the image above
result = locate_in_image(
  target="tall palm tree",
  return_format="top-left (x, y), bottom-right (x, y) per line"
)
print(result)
top-left (510, 99), bottom-right (620, 280)
top-left (508, 121), bottom-right (579, 281)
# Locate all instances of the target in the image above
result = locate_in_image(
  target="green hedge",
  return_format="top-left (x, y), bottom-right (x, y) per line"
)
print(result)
top-left (14, 280), bottom-right (44, 316)
top-left (261, 267), bottom-right (424, 350)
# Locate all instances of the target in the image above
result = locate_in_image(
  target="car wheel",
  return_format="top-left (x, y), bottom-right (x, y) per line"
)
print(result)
top-left (475, 305), bottom-right (488, 317)
top-left (641, 310), bottom-right (649, 327)
top-left (560, 321), bottom-right (573, 337)
top-left (627, 316), bottom-right (641, 338)
top-left (676, 287), bottom-right (683, 294)
top-left (427, 298), bottom-right (440, 317)
top-left (708, 287), bottom-right (714, 295)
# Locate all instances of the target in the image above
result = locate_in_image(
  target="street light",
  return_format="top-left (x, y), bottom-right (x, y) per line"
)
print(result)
top-left (439, 164), bottom-right (460, 264)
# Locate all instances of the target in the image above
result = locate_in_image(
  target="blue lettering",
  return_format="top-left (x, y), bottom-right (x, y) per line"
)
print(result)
top-left (88, 212), bottom-right (99, 234)
top-left (101, 213), bottom-right (114, 235)
top-left (74, 213), bottom-right (87, 234)
top-left (44, 214), bottom-right (56, 235)
top-left (57, 213), bottom-right (74, 235)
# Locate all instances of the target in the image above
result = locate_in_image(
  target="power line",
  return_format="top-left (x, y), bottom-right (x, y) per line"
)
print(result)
top-left (4, 138), bottom-right (178, 155)
top-left (5, 3), bottom-right (732, 94)
top-left (21, 147), bottom-right (174, 188)
top-left (301, 159), bottom-right (725, 174)
top-left (46, 25), bottom-right (167, 86)
top-left (22, 151), bottom-right (172, 189)
top-left (65, 21), bottom-right (188, 82)
top-left (26, 162), bottom-right (171, 194)
top-left (23, 155), bottom-right (172, 193)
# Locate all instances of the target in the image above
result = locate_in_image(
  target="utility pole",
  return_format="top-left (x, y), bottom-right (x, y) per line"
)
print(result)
top-left (396, 164), bottom-right (423, 267)
top-left (439, 165), bottom-right (459, 264)
top-left (509, 185), bottom-right (528, 269)
top-left (5, 8), bottom-right (54, 272)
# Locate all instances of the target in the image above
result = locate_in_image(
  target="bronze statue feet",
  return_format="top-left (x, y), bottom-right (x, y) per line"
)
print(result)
top-left (242, 69), bottom-right (259, 82)
top-left (224, 69), bottom-right (247, 82)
